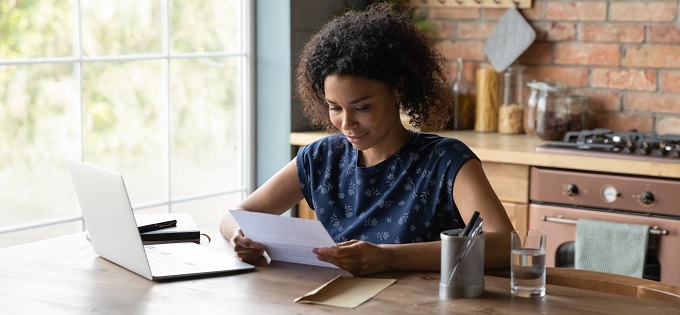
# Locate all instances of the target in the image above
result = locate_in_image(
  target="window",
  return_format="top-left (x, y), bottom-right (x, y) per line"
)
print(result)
top-left (0, 0), bottom-right (253, 247)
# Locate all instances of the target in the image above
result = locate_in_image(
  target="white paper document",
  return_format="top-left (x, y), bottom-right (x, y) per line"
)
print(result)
top-left (229, 210), bottom-right (339, 269)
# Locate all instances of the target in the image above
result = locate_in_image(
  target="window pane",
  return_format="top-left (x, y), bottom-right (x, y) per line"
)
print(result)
top-left (0, 64), bottom-right (80, 228)
top-left (0, 1), bottom-right (250, 249)
top-left (0, 1), bottom-right (75, 58)
top-left (81, 60), bottom-right (167, 204)
top-left (170, 57), bottom-right (243, 196)
top-left (81, 1), bottom-right (163, 56)
top-left (170, 0), bottom-right (242, 53)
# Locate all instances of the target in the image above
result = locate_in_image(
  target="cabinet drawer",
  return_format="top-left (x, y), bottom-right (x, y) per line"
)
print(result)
top-left (482, 162), bottom-right (529, 204)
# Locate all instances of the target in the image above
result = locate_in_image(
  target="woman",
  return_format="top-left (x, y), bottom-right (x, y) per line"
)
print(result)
top-left (220, 3), bottom-right (514, 276)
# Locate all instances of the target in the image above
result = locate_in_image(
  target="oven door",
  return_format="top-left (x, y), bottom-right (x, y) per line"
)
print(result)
top-left (528, 203), bottom-right (680, 287)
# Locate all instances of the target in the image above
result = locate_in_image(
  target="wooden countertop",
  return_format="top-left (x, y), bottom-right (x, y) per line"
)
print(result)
top-left (290, 131), bottom-right (680, 179)
top-left (3, 232), bottom-right (679, 314)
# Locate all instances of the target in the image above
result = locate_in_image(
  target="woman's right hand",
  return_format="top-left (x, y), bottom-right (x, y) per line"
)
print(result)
top-left (229, 227), bottom-right (266, 262)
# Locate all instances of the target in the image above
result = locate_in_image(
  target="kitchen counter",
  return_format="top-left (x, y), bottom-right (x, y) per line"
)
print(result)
top-left (290, 130), bottom-right (680, 179)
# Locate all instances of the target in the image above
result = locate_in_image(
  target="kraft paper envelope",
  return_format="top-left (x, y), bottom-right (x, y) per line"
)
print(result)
top-left (294, 275), bottom-right (396, 308)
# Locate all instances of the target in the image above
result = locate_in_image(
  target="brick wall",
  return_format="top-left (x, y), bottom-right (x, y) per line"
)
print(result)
top-left (426, 0), bottom-right (680, 135)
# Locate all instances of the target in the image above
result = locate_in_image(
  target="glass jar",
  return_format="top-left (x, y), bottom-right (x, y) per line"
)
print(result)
top-left (564, 94), bottom-right (592, 132)
top-left (534, 81), bottom-right (568, 141)
top-left (523, 80), bottom-right (539, 136)
top-left (449, 58), bottom-right (476, 130)
top-left (475, 65), bottom-right (500, 132)
top-left (499, 65), bottom-right (525, 134)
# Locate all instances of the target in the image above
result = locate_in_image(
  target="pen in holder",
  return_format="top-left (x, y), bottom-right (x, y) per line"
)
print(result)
top-left (440, 228), bottom-right (485, 299)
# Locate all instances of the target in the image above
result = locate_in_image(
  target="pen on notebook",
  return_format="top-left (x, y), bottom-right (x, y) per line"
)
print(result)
top-left (138, 220), bottom-right (177, 233)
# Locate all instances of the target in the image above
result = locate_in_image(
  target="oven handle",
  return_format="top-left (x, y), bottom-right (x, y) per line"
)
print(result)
top-left (542, 215), bottom-right (669, 236)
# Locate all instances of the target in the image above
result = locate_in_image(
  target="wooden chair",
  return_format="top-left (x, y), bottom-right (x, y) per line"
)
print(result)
top-left (546, 267), bottom-right (680, 304)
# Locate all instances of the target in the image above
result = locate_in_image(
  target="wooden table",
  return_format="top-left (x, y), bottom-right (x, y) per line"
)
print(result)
top-left (1, 233), bottom-right (678, 314)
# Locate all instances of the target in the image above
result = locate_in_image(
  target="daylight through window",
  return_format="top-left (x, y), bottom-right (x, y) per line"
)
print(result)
top-left (0, 0), bottom-right (253, 247)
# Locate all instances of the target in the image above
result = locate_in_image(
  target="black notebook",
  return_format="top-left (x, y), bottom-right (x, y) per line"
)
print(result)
top-left (135, 213), bottom-right (201, 244)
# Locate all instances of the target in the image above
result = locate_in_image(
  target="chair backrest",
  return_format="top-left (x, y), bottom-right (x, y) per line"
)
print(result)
top-left (546, 267), bottom-right (680, 304)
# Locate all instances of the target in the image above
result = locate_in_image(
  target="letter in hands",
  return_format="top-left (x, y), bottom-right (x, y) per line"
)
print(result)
top-left (230, 227), bottom-right (266, 262)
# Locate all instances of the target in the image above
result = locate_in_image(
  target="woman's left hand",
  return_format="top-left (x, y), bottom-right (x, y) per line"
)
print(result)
top-left (313, 240), bottom-right (391, 276)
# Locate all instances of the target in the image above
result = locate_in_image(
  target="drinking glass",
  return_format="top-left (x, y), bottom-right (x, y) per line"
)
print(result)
top-left (511, 230), bottom-right (547, 298)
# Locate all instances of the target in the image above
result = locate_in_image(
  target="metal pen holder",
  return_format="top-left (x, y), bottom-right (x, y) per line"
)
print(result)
top-left (440, 229), bottom-right (486, 299)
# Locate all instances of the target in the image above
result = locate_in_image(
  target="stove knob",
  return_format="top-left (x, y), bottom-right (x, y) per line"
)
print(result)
top-left (565, 183), bottom-right (579, 196)
top-left (640, 191), bottom-right (655, 205)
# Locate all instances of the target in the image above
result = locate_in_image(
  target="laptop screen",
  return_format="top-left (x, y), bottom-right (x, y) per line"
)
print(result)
top-left (66, 159), bottom-right (153, 279)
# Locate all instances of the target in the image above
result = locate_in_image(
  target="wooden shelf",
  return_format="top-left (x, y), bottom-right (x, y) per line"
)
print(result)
top-left (402, 0), bottom-right (532, 9)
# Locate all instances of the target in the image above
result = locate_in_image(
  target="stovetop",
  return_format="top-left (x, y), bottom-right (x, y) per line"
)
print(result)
top-left (536, 129), bottom-right (680, 164)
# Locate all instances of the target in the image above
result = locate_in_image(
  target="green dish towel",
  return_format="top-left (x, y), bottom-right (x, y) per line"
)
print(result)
top-left (575, 219), bottom-right (649, 278)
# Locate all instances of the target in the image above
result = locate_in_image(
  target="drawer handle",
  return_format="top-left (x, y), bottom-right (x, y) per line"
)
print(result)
top-left (542, 215), bottom-right (669, 236)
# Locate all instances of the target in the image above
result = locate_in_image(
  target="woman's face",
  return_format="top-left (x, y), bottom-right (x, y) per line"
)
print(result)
top-left (323, 74), bottom-right (402, 151)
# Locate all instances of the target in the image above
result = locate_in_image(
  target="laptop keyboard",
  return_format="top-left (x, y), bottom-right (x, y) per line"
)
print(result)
top-left (145, 245), bottom-right (200, 274)
top-left (142, 242), bottom-right (252, 278)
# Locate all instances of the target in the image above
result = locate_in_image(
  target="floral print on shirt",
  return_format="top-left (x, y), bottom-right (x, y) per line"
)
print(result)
top-left (296, 131), bottom-right (477, 244)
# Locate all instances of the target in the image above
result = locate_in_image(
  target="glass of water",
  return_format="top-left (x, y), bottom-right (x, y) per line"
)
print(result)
top-left (511, 230), bottom-right (547, 298)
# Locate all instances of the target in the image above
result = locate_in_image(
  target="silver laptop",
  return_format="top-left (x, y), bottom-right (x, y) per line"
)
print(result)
top-left (66, 159), bottom-right (254, 280)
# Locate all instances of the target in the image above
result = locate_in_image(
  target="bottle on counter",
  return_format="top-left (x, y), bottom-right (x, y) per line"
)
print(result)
top-left (498, 65), bottom-right (526, 134)
top-left (523, 80), bottom-right (540, 136)
top-left (534, 80), bottom-right (568, 141)
top-left (475, 65), bottom-right (500, 132)
top-left (449, 58), bottom-right (476, 130)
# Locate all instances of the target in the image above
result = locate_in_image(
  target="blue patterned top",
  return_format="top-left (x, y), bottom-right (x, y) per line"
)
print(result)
top-left (296, 131), bottom-right (478, 244)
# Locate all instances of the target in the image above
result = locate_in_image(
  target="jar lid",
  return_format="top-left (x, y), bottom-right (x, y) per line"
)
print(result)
top-left (527, 80), bottom-right (566, 92)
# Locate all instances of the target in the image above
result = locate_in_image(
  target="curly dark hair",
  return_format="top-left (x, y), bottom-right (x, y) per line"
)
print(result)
top-left (295, 3), bottom-right (452, 132)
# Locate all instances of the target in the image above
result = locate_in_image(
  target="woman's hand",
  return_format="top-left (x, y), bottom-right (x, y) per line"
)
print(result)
top-left (313, 240), bottom-right (392, 276)
top-left (229, 228), bottom-right (266, 262)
